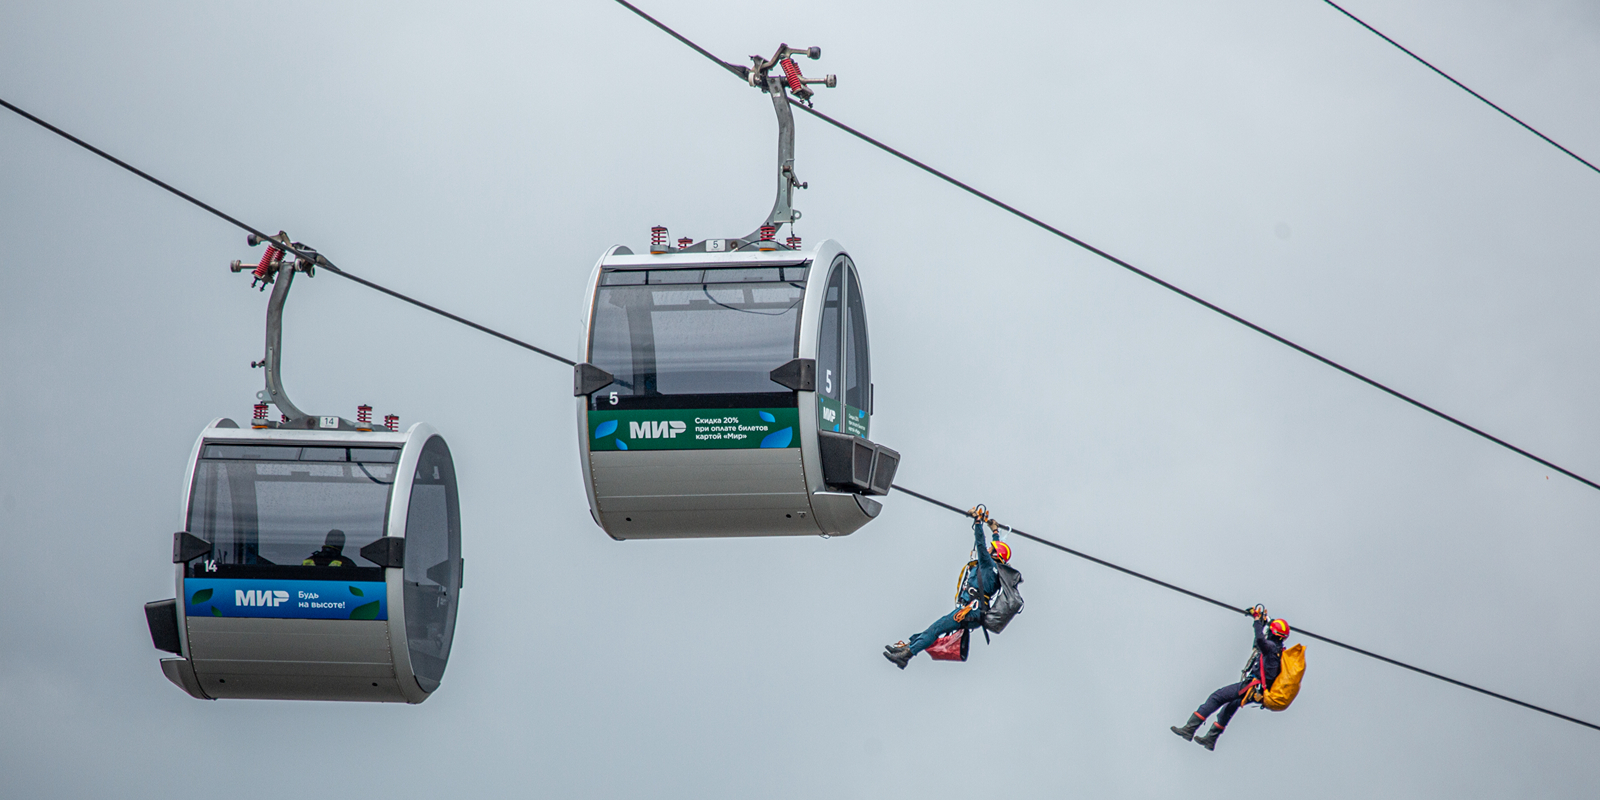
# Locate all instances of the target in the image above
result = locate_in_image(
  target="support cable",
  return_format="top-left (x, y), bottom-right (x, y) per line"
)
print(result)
top-left (607, 0), bottom-right (1600, 495)
top-left (1, 31), bottom-right (1595, 734)
top-left (0, 96), bottom-right (576, 368)
top-left (1321, 0), bottom-right (1600, 177)
top-left (891, 483), bottom-right (1600, 733)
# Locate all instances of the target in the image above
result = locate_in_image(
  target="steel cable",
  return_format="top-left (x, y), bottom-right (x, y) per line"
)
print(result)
top-left (1321, 0), bottom-right (1600, 177)
top-left (607, 0), bottom-right (1600, 495)
top-left (3, 33), bottom-right (1596, 732)
top-left (892, 484), bottom-right (1600, 733)
top-left (0, 97), bottom-right (576, 367)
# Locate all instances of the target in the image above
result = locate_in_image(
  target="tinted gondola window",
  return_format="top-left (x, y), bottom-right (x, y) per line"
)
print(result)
top-left (843, 264), bottom-right (871, 438)
top-left (816, 263), bottom-right (843, 433)
top-left (404, 436), bottom-right (460, 689)
top-left (589, 267), bottom-right (807, 409)
top-left (185, 445), bottom-right (395, 581)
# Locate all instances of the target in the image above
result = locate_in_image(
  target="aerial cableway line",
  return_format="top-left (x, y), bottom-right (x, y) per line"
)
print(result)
top-left (0, 97), bottom-right (575, 368)
top-left (2, 69), bottom-right (1596, 730)
top-left (606, 0), bottom-right (1600, 496)
top-left (1320, 0), bottom-right (1600, 177)
top-left (894, 485), bottom-right (1600, 734)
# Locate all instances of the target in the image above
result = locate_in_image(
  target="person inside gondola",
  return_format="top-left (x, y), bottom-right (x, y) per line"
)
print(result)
top-left (883, 509), bottom-right (1010, 669)
top-left (302, 529), bottom-right (355, 567)
top-left (1170, 605), bottom-right (1291, 750)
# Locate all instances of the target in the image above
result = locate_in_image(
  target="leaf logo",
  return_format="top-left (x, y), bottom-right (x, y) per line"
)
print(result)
top-left (349, 586), bottom-right (365, 597)
top-left (190, 588), bottom-right (213, 604)
top-left (760, 428), bottom-right (794, 448)
top-left (594, 419), bottom-right (618, 438)
top-left (759, 411), bottom-right (776, 423)
top-left (349, 600), bottom-right (381, 620)
top-left (615, 439), bottom-right (628, 450)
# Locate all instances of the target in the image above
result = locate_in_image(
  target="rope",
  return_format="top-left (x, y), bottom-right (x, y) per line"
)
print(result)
top-left (1321, 0), bottom-right (1600, 176)
top-left (605, 0), bottom-right (1600, 495)
top-left (0, 97), bottom-right (576, 368)
top-left (892, 483), bottom-right (1600, 733)
top-left (3, 23), bottom-right (1596, 733)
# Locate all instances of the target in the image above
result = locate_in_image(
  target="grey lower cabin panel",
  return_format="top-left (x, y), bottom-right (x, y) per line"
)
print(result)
top-left (186, 617), bottom-right (393, 664)
top-left (185, 617), bottom-right (402, 701)
top-left (590, 448), bottom-right (805, 496)
top-left (590, 448), bottom-right (817, 538)
top-left (195, 673), bottom-right (410, 702)
top-left (598, 507), bottom-right (821, 538)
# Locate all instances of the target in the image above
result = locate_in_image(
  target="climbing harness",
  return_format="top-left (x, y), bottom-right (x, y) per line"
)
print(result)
top-left (1239, 624), bottom-right (1308, 711)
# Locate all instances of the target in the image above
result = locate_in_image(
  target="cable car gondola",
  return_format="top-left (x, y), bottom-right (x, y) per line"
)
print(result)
top-left (143, 236), bottom-right (462, 702)
top-left (573, 46), bottom-right (900, 539)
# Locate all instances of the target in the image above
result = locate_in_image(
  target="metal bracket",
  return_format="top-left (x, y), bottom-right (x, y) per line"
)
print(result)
top-left (172, 531), bottom-right (211, 563)
top-left (769, 358), bottom-right (816, 391)
top-left (359, 537), bottom-right (405, 569)
top-left (742, 44), bottom-right (834, 244)
top-left (232, 232), bottom-right (327, 425)
top-left (817, 431), bottom-right (899, 496)
top-left (573, 362), bottom-right (616, 396)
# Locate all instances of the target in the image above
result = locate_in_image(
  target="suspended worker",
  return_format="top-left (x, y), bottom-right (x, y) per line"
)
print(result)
top-left (302, 529), bottom-right (354, 567)
top-left (1170, 604), bottom-right (1291, 750)
top-left (883, 506), bottom-right (1014, 669)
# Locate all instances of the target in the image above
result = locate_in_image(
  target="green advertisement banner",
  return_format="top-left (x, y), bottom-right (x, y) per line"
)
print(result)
top-left (818, 397), bottom-right (870, 439)
top-left (589, 408), bottom-right (800, 451)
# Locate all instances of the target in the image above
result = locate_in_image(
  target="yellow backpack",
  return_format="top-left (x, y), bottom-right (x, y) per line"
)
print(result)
top-left (1260, 644), bottom-right (1306, 711)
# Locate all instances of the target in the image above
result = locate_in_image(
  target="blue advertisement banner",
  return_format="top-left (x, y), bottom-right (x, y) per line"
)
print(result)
top-left (184, 578), bottom-right (387, 621)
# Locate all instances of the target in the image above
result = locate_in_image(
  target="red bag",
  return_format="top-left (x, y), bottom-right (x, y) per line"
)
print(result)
top-left (925, 628), bottom-right (970, 662)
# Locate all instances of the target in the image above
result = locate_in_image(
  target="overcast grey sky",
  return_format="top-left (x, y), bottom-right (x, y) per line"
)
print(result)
top-left (4, 1), bottom-right (1600, 797)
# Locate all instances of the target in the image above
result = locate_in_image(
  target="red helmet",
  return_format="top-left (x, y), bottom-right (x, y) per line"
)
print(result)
top-left (989, 540), bottom-right (1012, 563)
top-left (1269, 618), bottom-right (1290, 639)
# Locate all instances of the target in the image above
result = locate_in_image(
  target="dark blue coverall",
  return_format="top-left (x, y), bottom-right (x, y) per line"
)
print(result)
top-left (906, 521), bottom-right (999, 655)
top-left (1194, 618), bottom-right (1284, 728)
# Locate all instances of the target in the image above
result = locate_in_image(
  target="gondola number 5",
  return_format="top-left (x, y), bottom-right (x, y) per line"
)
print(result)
top-left (608, 391), bottom-right (618, 406)
top-left (825, 369), bottom-right (833, 394)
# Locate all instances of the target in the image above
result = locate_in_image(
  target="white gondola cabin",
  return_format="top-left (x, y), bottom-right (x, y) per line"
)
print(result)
top-left (144, 233), bottom-right (462, 702)
top-left (571, 45), bottom-right (899, 539)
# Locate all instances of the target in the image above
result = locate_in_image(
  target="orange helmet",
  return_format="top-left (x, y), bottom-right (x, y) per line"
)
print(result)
top-left (1269, 618), bottom-right (1290, 639)
top-left (989, 540), bottom-right (1012, 563)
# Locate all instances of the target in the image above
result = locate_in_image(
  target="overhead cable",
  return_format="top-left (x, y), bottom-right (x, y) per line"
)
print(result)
top-left (606, 0), bottom-right (1600, 496)
top-left (3, 36), bottom-right (1595, 734)
top-left (0, 97), bottom-right (577, 368)
top-left (889, 484), bottom-right (1598, 733)
top-left (1321, 0), bottom-right (1600, 177)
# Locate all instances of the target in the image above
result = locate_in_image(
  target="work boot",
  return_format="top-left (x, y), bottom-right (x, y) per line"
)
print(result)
top-left (884, 641), bottom-right (910, 655)
top-left (1194, 723), bottom-right (1225, 751)
top-left (883, 647), bottom-right (912, 670)
top-left (1170, 713), bottom-right (1204, 742)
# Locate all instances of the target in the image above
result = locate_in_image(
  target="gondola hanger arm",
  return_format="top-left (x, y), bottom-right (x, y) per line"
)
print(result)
top-left (228, 232), bottom-right (325, 424)
top-left (741, 43), bottom-right (834, 245)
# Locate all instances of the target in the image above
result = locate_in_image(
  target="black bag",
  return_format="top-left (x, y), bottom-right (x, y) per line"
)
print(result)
top-left (981, 562), bottom-right (1024, 633)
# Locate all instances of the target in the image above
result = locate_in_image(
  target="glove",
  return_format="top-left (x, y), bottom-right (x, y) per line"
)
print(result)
top-left (986, 519), bottom-right (1000, 534)
top-left (1249, 604), bottom-right (1267, 620)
